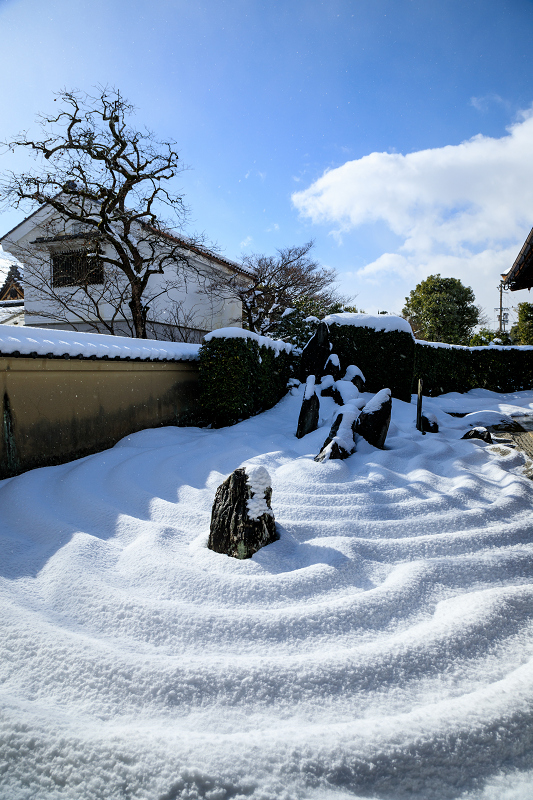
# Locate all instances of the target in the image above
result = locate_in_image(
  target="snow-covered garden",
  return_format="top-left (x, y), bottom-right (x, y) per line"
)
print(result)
top-left (1, 375), bottom-right (533, 799)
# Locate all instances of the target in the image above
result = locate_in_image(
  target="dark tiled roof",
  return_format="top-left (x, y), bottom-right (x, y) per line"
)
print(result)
top-left (503, 227), bottom-right (533, 291)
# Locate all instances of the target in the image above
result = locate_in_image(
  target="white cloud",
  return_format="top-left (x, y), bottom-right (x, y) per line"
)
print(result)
top-left (240, 235), bottom-right (253, 249)
top-left (470, 94), bottom-right (508, 113)
top-left (292, 111), bottom-right (533, 320)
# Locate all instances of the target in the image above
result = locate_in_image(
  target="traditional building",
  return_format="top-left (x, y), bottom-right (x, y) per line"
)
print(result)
top-left (0, 202), bottom-right (246, 342)
top-left (0, 262), bottom-right (24, 302)
top-left (502, 226), bottom-right (533, 292)
top-left (0, 262), bottom-right (24, 326)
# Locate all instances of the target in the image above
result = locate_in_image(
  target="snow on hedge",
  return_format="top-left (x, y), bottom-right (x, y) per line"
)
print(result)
top-left (0, 325), bottom-right (201, 361)
top-left (417, 338), bottom-right (533, 351)
top-left (203, 326), bottom-right (293, 354)
top-left (323, 311), bottom-right (414, 335)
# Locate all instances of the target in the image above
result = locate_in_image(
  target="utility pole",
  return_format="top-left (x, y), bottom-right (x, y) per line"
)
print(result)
top-left (496, 281), bottom-right (509, 333)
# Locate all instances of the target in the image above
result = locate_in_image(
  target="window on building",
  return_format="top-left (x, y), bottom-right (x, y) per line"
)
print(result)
top-left (51, 250), bottom-right (104, 288)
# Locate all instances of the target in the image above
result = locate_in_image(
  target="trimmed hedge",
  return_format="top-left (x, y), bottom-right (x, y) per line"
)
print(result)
top-left (199, 334), bottom-right (294, 427)
top-left (327, 323), bottom-right (415, 402)
top-left (414, 341), bottom-right (533, 396)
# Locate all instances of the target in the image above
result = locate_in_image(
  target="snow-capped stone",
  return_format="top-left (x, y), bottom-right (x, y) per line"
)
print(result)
top-left (208, 467), bottom-right (278, 559)
top-left (356, 388), bottom-right (392, 448)
top-left (296, 375), bottom-right (320, 438)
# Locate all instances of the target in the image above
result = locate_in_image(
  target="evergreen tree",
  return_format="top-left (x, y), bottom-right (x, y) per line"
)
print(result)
top-left (402, 274), bottom-right (481, 344)
top-left (515, 302), bottom-right (533, 345)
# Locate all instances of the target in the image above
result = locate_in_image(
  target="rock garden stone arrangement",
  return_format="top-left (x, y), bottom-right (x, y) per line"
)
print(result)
top-left (296, 319), bottom-right (393, 459)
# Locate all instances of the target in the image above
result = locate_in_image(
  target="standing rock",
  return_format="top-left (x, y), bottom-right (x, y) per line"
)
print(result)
top-left (343, 365), bottom-right (366, 392)
top-left (299, 321), bottom-right (331, 382)
top-left (324, 353), bottom-right (343, 381)
top-left (319, 374), bottom-right (343, 405)
top-left (296, 375), bottom-right (320, 438)
top-left (315, 401), bottom-right (361, 462)
top-left (421, 414), bottom-right (439, 433)
top-left (208, 466), bottom-right (278, 559)
top-left (355, 388), bottom-right (392, 449)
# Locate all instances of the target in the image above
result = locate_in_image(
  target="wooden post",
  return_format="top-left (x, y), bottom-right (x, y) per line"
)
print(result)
top-left (416, 378), bottom-right (425, 434)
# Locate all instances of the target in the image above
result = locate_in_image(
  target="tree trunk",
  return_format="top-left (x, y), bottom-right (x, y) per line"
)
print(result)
top-left (129, 281), bottom-right (147, 338)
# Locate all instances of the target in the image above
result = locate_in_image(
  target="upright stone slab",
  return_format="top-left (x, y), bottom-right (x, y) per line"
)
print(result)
top-left (299, 321), bottom-right (331, 382)
top-left (296, 375), bottom-right (320, 438)
top-left (324, 353), bottom-right (343, 381)
top-left (208, 466), bottom-right (278, 559)
top-left (314, 401), bottom-right (361, 462)
top-left (343, 365), bottom-right (366, 393)
top-left (355, 388), bottom-right (392, 449)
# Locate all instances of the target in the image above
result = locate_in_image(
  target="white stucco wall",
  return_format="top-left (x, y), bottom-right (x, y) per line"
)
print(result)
top-left (1, 207), bottom-right (244, 338)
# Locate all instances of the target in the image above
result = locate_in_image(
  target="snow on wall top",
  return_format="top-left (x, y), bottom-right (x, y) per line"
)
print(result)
top-left (322, 312), bottom-right (414, 336)
top-left (203, 326), bottom-right (293, 354)
top-left (0, 325), bottom-right (201, 361)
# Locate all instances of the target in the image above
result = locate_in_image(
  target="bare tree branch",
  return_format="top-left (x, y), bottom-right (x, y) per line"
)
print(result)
top-left (0, 86), bottom-right (214, 338)
top-left (208, 241), bottom-right (350, 337)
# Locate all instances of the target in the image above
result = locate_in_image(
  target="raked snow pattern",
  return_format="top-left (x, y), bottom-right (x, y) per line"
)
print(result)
top-left (1, 387), bottom-right (533, 800)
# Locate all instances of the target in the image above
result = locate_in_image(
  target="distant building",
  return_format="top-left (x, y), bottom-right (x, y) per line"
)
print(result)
top-left (0, 262), bottom-right (24, 326)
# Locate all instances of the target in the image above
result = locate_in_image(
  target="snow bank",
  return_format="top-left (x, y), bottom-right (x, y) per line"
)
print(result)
top-left (204, 326), bottom-right (292, 355)
top-left (0, 324), bottom-right (201, 361)
top-left (1, 386), bottom-right (533, 799)
top-left (323, 311), bottom-right (414, 335)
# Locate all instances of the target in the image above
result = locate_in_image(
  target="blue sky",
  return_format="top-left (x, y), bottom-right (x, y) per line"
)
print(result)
top-left (1, 0), bottom-right (533, 324)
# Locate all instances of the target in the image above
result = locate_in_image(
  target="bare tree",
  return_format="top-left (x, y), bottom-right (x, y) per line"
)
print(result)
top-left (0, 87), bottom-right (211, 338)
top-left (145, 299), bottom-right (210, 343)
top-left (210, 241), bottom-right (349, 337)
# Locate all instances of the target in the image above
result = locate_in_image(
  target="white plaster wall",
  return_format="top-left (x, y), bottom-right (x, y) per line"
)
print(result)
top-left (1, 208), bottom-right (243, 336)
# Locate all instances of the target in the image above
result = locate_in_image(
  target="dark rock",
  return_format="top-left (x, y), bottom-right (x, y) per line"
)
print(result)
top-left (314, 403), bottom-right (359, 462)
top-left (355, 389), bottom-right (392, 449)
top-left (421, 414), bottom-right (439, 433)
top-left (208, 466), bottom-right (278, 559)
top-left (296, 376), bottom-right (320, 438)
top-left (319, 375), bottom-right (344, 405)
top-left (324, 353), bottom-right (343, 381)
top-left (343, 365), bottom-right (365, 392)
top-left (462, 427), bottom-right (492, 444)
top-left (315, 439), bottom-right (351, 462)
top-left (299, 321), bottom-right (331, 382)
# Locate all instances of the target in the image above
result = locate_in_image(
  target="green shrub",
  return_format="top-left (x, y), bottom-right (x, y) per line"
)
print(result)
top-left (516, 302), bottom-right (533, 345)
top-left (326, 319), bottom-right (415, 402)
top-left (414, 341), bottom-right (533, 396)
top-left (414, 342), bottom-right (472, 395)
top-left (469, 328), bottom-right (514, 347)
top-left (199, 332), bottom-right (294, 427)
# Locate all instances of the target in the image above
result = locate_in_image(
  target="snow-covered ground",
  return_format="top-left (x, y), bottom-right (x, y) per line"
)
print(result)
top-left (1, 386), bottom-right (533, 800)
